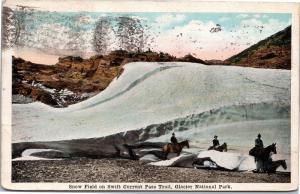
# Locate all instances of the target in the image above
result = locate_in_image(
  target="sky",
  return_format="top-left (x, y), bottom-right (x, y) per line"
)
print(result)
top-left (132, 12), bottom-right (291, 59)
top-left (8, 10), bottom-right (291, 61)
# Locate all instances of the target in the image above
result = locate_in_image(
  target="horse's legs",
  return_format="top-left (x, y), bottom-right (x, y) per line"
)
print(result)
top-left (266, 163), bottom-right (277, 173)
top-left (164, 152), bottom-right (169, 160)
top-left (256, 160), bottom-right (264, 172)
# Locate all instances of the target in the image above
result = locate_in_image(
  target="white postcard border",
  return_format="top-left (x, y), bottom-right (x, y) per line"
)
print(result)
top-left (1, 1), bottom-right (299, 191)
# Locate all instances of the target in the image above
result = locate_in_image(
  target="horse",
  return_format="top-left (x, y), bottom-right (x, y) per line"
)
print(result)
top-left (208, 143), bottom-right (227, 152)
top-left (250, 143), bottom-right (280, 172)
top-left (253, 143), bottom-right (277, 161)
top-left (162, 140), bottom-right (189, 156)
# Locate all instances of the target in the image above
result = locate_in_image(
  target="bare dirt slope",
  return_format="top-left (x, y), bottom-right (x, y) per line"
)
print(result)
top-left (12, 159), bottom-right (290, 183)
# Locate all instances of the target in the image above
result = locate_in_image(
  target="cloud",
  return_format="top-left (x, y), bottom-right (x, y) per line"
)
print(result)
top-left (155, 14), bottom-right (186, 26)
top-left (262, 14), bottom-right (269, 19)
top-left (240, 17), bottom-right (289, 36)
top-left (152, 19), bottom-right (233, 59)
top-left (219, 16), bottom-right (230, 22)
top-left (237, 14), bottom-right (249, 19)
top-left (78, 15), bottom-right (96, 24)
top-left (131, 15), bottom-right (148, 21)
top-left (253, 14), bottom-right (261, 18)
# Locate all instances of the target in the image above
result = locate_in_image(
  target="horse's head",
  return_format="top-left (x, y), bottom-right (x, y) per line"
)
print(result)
top-left (266, 143), bottom-right (277, 154)
top-left (184, 140), bottom-right (190, 148)
top-left (223, 142), bottom-right (228, 152)
top-left (271, 143), bottom-right (277, 154)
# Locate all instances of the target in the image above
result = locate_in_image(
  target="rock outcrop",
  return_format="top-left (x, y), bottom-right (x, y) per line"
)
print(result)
top-left (13, 50), bottom-right (207, 107)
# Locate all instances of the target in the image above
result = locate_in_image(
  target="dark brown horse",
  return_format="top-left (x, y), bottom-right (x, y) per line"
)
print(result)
top-left (250, 143), bottom-right (281, 172)
top-left (162, 140), bottom-right (189, 156)
top-left (208, 143), bottom-right (227, 152)
top-left (253, 143), bottom-right (277, 161)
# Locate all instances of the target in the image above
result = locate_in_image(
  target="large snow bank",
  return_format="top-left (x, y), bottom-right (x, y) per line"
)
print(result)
top-left (13, 62), bottom-right (290, 143)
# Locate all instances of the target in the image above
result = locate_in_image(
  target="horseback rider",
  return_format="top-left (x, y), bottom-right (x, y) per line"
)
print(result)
top-left (255, 133), bottom-right (264, 148)
top-left (254, 133), bottom-right (264, 172)
top-left (213, 135), bottom-right (220, 148)
top-left (171, 132), bottom-right (178, 145)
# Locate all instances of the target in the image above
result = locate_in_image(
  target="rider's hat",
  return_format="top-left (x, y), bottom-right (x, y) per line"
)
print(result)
top-left (172, 132), bottom-right (175, 135)
top-left (214, 135), bottom-right (218, 138)
top-left (258, 133), bottom-right (261, 137)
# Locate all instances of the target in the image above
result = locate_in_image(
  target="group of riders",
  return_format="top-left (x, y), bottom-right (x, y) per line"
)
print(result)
top-left (170, 132), bottom-right (285, 173)
top-left (170, 132), bottom-right (223, 151)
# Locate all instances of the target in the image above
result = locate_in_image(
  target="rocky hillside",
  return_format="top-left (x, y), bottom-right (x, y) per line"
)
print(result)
top-left (177, 54), bottom-right (207, 64)
top-left (13, 50), bottom-right (207, 107)
top-left (225, 25), bottom-right (291, 69)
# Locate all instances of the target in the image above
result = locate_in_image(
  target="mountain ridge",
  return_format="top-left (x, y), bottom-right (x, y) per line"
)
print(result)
top-left (225, 25), bottom-right (291, 69)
